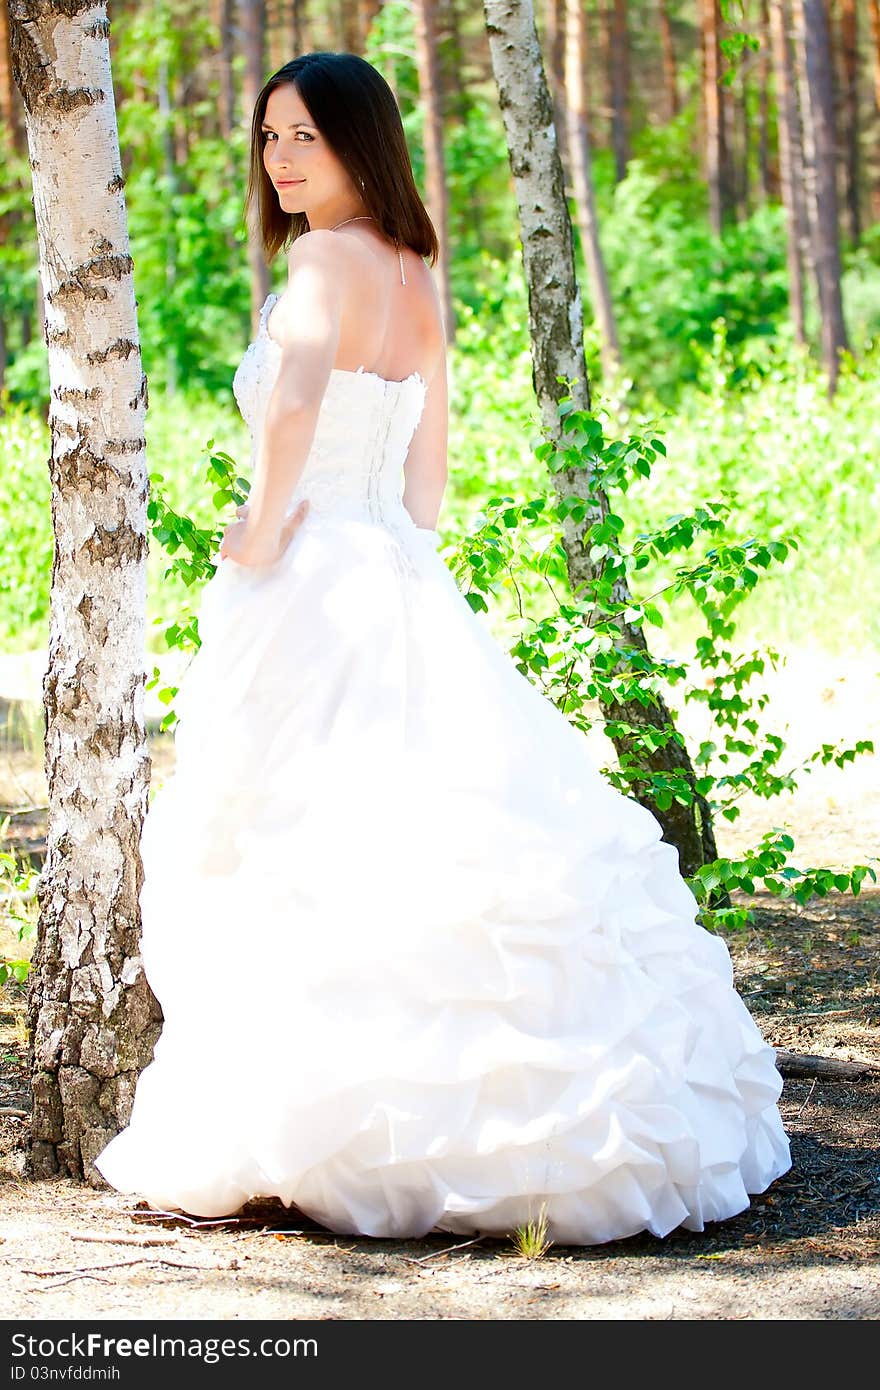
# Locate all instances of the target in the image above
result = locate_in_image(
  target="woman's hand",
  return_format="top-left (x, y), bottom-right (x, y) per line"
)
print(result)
top-left (219, 498), bottom-right (310, 568)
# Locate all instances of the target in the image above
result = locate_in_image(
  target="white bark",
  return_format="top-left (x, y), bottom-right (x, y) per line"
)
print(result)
top-left (9, 0), bottom-right (158, 1181)
top-left (481, 0), bottom-right (720, 876)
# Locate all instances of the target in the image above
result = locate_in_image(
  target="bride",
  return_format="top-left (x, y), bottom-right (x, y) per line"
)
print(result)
top-left (95, 51), bottom-right (792, 1244)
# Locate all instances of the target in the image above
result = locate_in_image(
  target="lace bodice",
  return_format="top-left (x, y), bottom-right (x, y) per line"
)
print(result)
top-left (232, 293), bottom-right (428, 533)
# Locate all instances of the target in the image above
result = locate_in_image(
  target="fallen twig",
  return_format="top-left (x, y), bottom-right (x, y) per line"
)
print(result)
top-left (23, 1257), bottom-right (207, 1278)
top-left (0, 1107), bottom-right (29, 1118)
top-left (122, 1209), bottom-right (244, 1228)
top-left (70, 1232), bottom-right (180, 1248)
top-left (795, 1078), bottom-right (818, 1117)
top-left (37, 1274), bottom-right (113, 1291)
top-left (775, 1050), bottom-right (879, 1080)
top-left (401, 1236), bottom-right (486, 1265)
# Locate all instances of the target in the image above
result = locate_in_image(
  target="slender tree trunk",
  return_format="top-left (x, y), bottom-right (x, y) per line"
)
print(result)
top-left (8, 0), bottom-right (157, 1182)
top-left (1, 0), bottom-right (27, 395)
top-left (360, 0), bottom-right (383, 44)
top-left (340, 0), bottom-right (361, 51)
top-left (758, 0), bottom-right (774, 201)
top-left (606, 0), bottom-right (630, 181)
top-left (216, 0), bottom-right (235, 142)
top-left (793, 0), bottom-right (849, 393)
top-left (156, 49), bottom-right (181, 395)
top-left (482, 0), bottom-right (721, 877)
top-left (413, 0), bottom-right (455, 344)
top-left (770, 0), bottom-right (808, 346)
top-left (735, 66), bottom-right (751, 216)
top-left (0, 0), bottom-right (24, 140)
top-left (700, 0), bottom-right (733, 232)
top-left (658, 0), bottom-right (679, 120)
top-left (441, 0), bottom-right (485, 248)
top-left (564, 0), bottom-right (619, 379)
top-left (240, 0), bottom-right (271, 326)
top-left (837, 0), bottom-right (860, 244)
top-left (869, 0), bottom-right (880, 220)
top-left (869, 0), bottom-right (880, 109)
top-left (289, 0), bottom-right (310, 54)
top-left (544, 0), bottom-right (572, 189)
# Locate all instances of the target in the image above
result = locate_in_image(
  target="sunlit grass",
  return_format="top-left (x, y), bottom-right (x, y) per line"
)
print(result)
top-left (509, 1201), bottom-right (554, 1259)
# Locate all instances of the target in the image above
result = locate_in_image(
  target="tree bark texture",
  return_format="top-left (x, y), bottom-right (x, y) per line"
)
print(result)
top-left (8, 0), bottom-right (158, 1183)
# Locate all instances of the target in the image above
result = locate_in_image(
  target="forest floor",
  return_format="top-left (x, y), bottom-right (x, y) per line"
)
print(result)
top-left (0, 644), bottom-right (878, 1319)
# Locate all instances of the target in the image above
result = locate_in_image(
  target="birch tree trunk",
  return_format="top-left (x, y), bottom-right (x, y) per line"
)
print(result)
top-left (564, 0), bottom-right (619, 380)
top-left (482, 0), bottom-right (720, 878)
top-left (770, 0), bottom-right (808, 346)
top-left (8, 0), bottom-right (158, 1182)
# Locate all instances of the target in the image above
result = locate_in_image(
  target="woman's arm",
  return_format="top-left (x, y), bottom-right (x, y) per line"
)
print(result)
top-left (402, 341), bottom-right (448, 531)
top-left (224, 232), bottom-right (342, 565)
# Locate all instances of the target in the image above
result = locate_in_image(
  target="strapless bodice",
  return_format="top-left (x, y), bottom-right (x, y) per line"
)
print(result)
top-left (232, 293), bottom-right (427, 529)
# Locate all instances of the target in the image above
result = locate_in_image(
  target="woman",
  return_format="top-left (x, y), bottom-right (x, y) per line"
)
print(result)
top-left (95, 51), bottom-right (791, 1245)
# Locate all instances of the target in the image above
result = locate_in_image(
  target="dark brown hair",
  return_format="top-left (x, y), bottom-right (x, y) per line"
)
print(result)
top-left (246, 51), bottom-right (439, 267)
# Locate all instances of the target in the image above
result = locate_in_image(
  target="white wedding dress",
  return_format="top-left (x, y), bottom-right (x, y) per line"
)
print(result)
top-left (95, 291), bottom-right (791, 1243)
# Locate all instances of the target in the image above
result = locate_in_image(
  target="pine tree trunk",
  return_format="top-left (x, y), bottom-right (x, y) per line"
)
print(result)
top-left (658, 0), bottom-right (679, 121)
top-left (869, 0), bottom-right (880, 219)
top-left (1, 0), bottom-right (26, 398)
top-left (700, 0), bottom-right (733, 232)
top-left (217, 0), bottom-right (236, 142)
top-left (413, 0), bottom-right (456, 344)
top-left (289, 0), bottom-right (310, 55)
top-left (758, 0), bottom-right (775, 201)
top-left (564, 0), bottom-right (619, 380)
top-left (606, 0), bottom-right (630, 182)
top-left (837, 0), bottom-right (860, 245)
top-left (543, 0), bottom-right (572, 189)
top-left (360, 0), bottom-right (383, 45)
top-left (482, 0), bottom-right (721, 878)
top-left (770, 0), bottom-right (808, 346)
top-left (8, 0), bottom-right (158, 1183)
top-left (0, 0), bottom-right (24, 140)
top-left (240, 0), bottom-right (271, 325)
top-left (793, 0), bottom-right (850, 393)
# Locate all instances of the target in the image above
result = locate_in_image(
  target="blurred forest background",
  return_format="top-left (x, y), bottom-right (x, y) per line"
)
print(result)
top-left (1, 0), bottom-right (878, 667)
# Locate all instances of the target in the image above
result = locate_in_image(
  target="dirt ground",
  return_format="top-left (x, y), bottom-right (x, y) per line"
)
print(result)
top-left (1, 646), bottom-right (879, 1319)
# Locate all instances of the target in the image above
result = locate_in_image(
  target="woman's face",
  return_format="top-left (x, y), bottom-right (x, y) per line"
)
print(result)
top-left (261, 83), bottom-right (361, 224)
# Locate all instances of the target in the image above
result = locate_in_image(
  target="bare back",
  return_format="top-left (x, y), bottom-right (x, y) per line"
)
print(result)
top-left (268, 222), bottom-right (449, 529)
top-left (270, 223), bottom-right (443, 385)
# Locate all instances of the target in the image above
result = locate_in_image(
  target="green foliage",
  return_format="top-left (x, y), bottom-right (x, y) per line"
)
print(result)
top-left (444, 389), bottom-right (876, 932)
top-left (597, 163), bottom-right (790, 400)
top-left (146, 442), bottom-right (250, 729)
top-left (0, 820), bottom-right (38, 987)
top-left (0, 399), bottom-right (53, 653)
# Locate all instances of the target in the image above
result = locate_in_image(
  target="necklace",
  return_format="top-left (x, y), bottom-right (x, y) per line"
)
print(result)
top-left (329, 214), bottom-right (406, 286)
